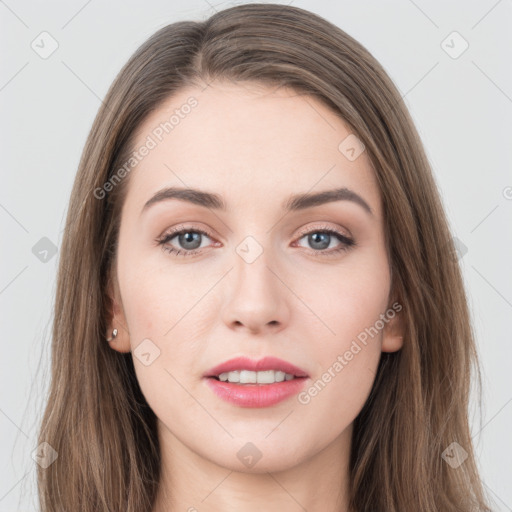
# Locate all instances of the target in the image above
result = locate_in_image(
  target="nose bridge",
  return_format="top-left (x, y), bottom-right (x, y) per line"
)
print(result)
top-left (232, 232), bottom-right (278, 299)
top-left (230, 209), bottom-right (278, 281)
top-left (221, 230), bottom-right (288, 332)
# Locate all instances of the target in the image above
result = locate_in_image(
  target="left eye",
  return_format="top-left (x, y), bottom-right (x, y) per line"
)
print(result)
top-left (157, 227), bottom-right (355, 257)
top-left (294, 229), bottom-right (354, 253)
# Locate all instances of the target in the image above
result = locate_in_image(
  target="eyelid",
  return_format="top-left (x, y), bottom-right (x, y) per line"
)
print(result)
top-left (295, 222), bottom-right (352, 240)
top-left (157, 222), bottom-right (350, 243)
top-left (158, 223), bottom-right (216, 241)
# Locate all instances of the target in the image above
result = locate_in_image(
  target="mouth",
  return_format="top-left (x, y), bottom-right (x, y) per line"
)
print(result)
top-left (207, 370), bottom-right (307, 385)
top-left (202, 356), bottom-right (309, 407)
top-left (203, 355), bottom-right (309, 382)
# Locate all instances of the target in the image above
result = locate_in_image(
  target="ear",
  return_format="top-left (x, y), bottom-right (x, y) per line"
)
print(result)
top-left (105, 272), bottom-right (131, 353)
top-left (381, 303), bottom-right (405, 353)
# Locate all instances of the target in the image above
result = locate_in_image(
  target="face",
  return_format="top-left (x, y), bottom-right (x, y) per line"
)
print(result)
top-left (107, 80), bottom-right (403, 473)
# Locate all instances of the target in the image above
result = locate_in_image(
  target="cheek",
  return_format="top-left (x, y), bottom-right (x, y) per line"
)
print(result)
top-left (117, 250), bottom-right (211, 372)
top-left (298, 251), bottom-right (391, 348)
top-left (297, 346), bottom-right (380, 441)
top-left (295, 255), bottom-right (389, 415)
top-left (118, 246), bottom-right (198, 335)
top-left (121, 273), bottom-right (205, 419)
top-left (297, 283), bottom-right (386, 429)
top-left (120, 273), bottom-right (205, 371)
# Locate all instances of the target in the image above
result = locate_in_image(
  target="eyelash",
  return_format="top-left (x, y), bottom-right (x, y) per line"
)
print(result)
top-left (156, 224), bottom-right (356, 258)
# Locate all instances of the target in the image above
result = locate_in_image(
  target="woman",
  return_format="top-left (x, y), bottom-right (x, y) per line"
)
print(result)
top-left (36, 3), bottom-right (492, 511)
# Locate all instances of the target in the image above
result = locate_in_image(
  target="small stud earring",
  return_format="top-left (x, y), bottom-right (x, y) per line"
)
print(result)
top-left (106, 328), bottom-right (118, 342)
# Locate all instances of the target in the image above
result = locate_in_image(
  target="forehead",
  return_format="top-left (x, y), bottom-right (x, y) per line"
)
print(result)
top-left (125, 80), bottom-right (381, 216)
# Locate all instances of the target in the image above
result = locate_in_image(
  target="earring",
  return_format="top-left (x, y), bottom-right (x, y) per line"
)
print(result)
top-left (106, 328), bottom-right (118, 342)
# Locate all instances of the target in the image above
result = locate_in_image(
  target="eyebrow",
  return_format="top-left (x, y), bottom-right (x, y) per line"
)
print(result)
top-left (141, 186), bottom-right (373, 216)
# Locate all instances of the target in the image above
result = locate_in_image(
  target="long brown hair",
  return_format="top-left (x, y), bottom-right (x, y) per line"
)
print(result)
top-left (36, 3), bottom-right (492, 510)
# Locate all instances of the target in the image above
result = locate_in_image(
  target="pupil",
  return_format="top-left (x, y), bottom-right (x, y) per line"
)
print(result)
top-left (310, 232), bottom-right (329, 250)
top-left (179, 232), bottom-right (201, 250)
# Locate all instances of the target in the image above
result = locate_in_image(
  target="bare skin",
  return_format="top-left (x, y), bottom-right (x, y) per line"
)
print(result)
top-left (106, 80), bottom-right (404, 512)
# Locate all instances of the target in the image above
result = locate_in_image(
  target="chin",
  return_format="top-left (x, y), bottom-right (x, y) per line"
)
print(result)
top-left (202, 442), bottom-right (309, 474)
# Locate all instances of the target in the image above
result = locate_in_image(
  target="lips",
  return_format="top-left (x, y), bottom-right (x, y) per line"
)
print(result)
top-left (203, 355), bottom-right (310, 408)
top-left (203, 356), bottom-right (309, 379)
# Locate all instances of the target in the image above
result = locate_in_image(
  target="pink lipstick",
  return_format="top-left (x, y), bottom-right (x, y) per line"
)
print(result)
top-left (203, 356), bottom-right (309, 408)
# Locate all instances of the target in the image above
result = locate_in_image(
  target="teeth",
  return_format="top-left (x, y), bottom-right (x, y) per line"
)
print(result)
top-left (217, 370), bottom-right (296, 384)
top-left (240, 370), bottom-right (257, 383)
top-left (274, 371), bottom-right (286, 382)
top-left (227, 371), bottom-right (240, 383)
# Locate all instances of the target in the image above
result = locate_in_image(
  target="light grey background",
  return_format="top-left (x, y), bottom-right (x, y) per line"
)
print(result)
top-left (1, 0), bottom-right (511, 510)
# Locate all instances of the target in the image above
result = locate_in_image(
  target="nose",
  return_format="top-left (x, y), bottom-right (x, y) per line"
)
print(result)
top-left (220, 244), bottom-right (290, 334)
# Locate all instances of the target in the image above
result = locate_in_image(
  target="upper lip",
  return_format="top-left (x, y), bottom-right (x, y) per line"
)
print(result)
top-left (204, 356), bottom-right (309, 378)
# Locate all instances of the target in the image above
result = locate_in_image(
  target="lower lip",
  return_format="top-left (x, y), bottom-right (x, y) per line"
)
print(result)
top-left (204, 377), bottom-right (308, 408)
